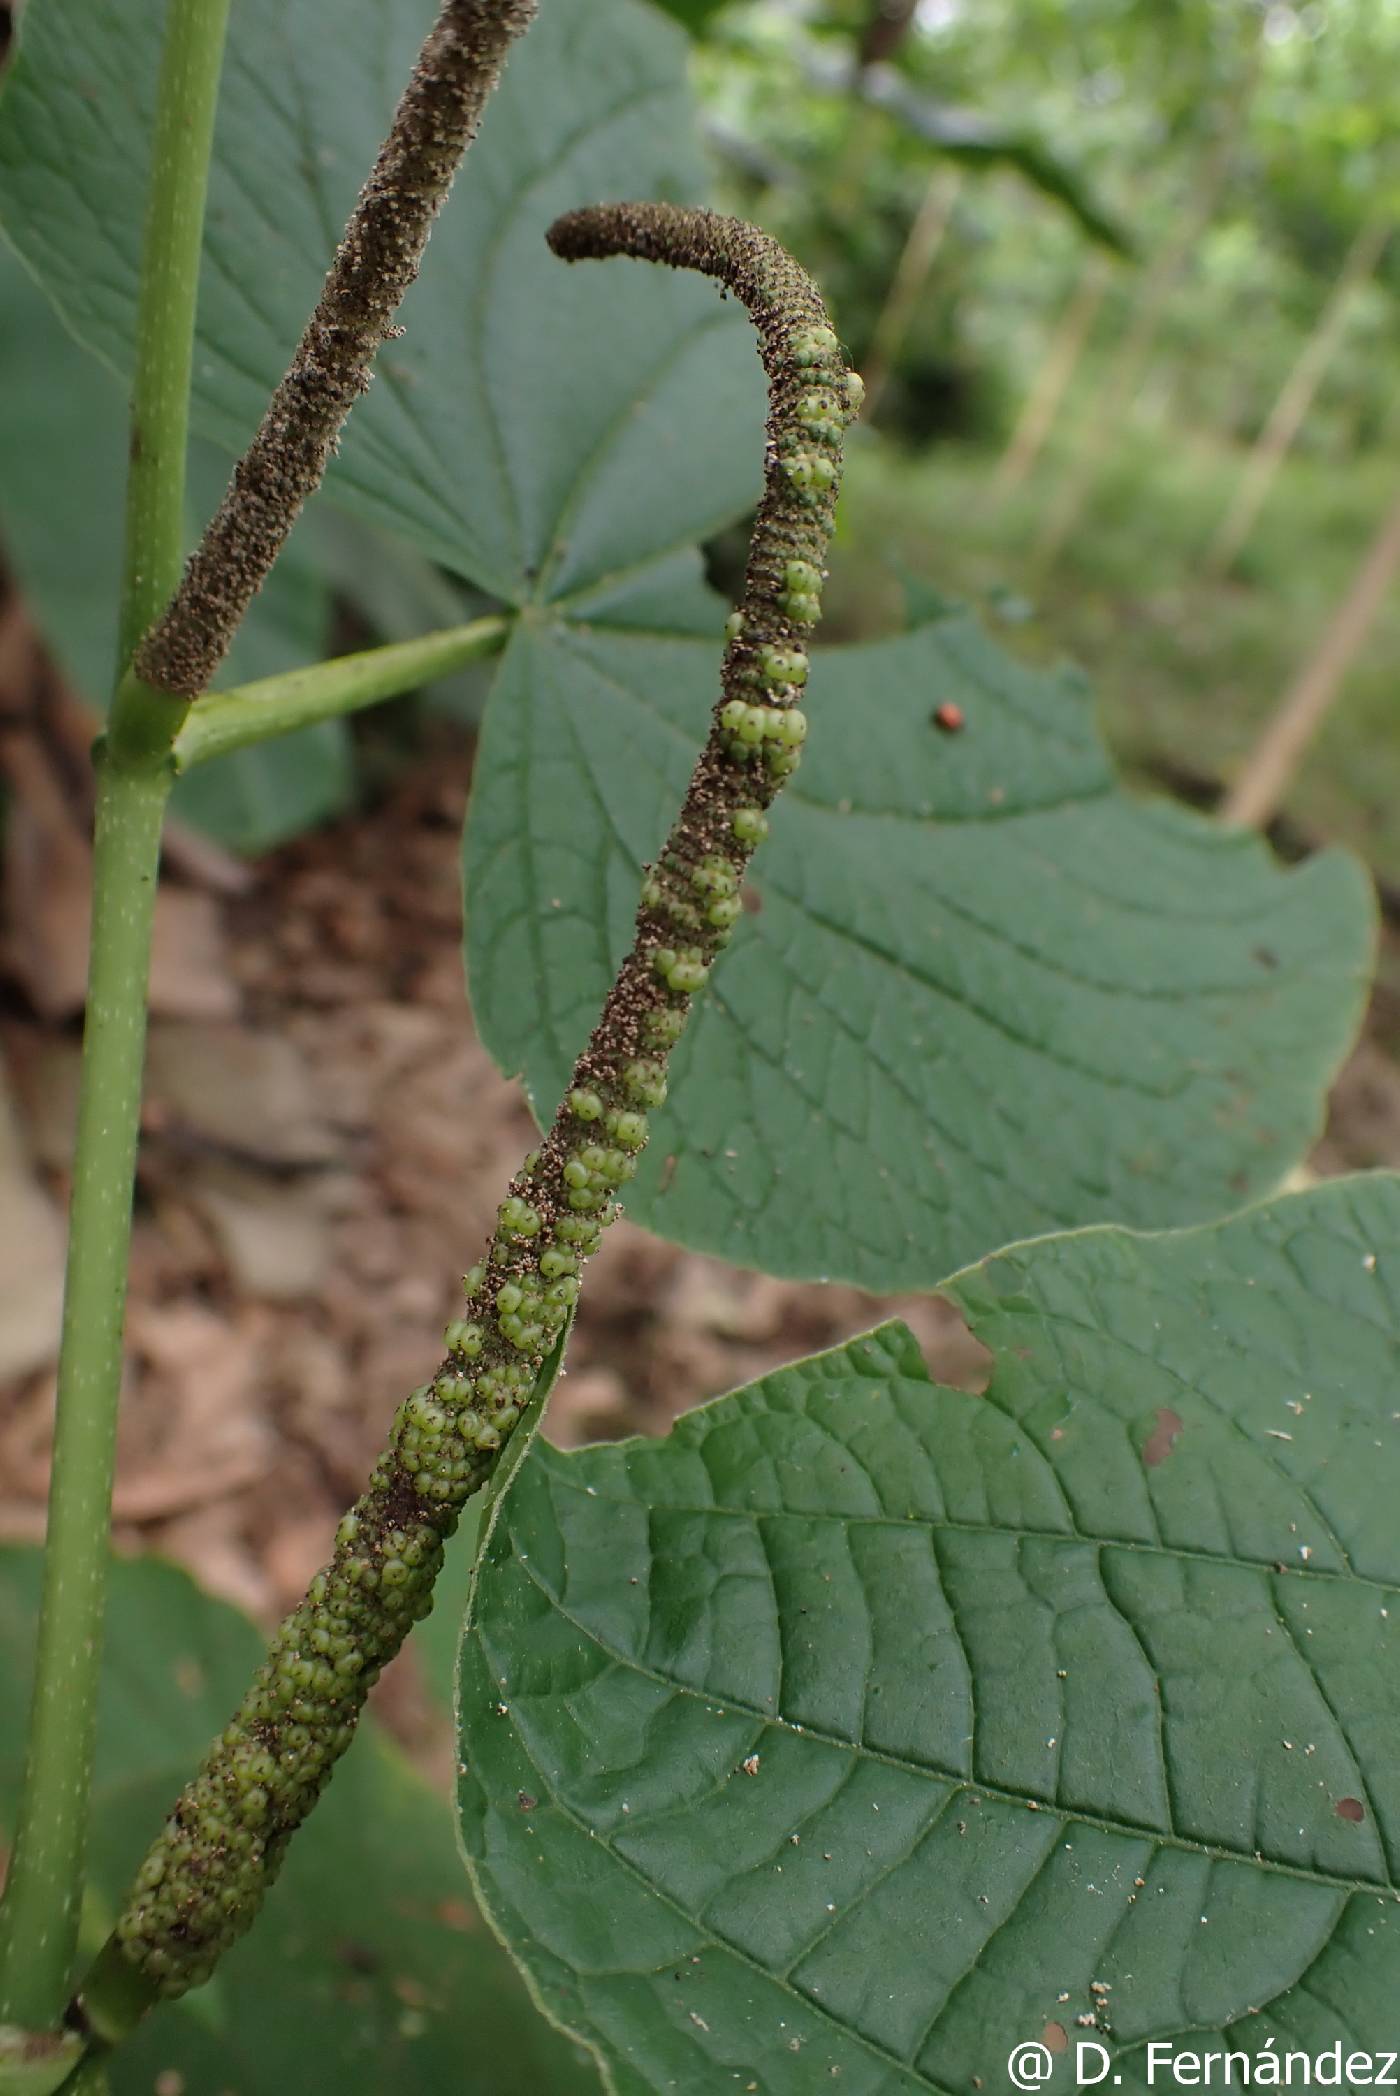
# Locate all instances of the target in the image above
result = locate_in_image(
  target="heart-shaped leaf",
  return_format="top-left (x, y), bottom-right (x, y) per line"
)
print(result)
top-left (0, 254), bottom-right (350, 851)
top-left (464, 605), bottom-right (1372, 1288)
top-left (456, 1172), bottom-right (1400, 2093)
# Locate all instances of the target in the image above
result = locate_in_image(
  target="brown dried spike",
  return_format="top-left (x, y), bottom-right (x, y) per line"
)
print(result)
top-left (135, 0), bottom-right (538, 700)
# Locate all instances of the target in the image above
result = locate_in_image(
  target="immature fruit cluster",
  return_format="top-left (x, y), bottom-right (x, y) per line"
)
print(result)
top-left (106, 200), bottom-right (857, 2009)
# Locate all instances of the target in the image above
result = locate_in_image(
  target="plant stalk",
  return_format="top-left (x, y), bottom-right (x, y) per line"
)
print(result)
top-left (0, 763), bottom-right (170, 2027)
top-left (172, 616), bottom-right (509, 770)
top-left (0, 0), bottom-right (231, 2026)
top-left (116, 0), bottom-right (234, 687)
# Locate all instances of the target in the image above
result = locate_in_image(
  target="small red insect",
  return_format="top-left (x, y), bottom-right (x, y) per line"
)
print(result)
top-left (932, 701), bottom-right (965, 733)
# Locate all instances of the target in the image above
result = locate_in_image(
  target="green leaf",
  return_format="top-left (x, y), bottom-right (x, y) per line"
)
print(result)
top-left (0, 254), bottom-right (350, 852)
top-left (0, 2027), bottom-right (84, 2096)
top-left (0, 1552), bottom-right (599, 2095)
top-left (456, 1172), bottom-right (1400, 2093)
top-left (463, 604), bottom-right (1373, 1289)
top-left (0, 0), bottom-right (766, 610)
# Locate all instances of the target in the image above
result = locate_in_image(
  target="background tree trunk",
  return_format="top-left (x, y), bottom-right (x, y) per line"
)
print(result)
top-left (987, 251), bottom-right (1111, 503)
top-left (1032, 104), bottom-right (1245, 571)
top-left (861, 166), bottom-right (963, 419)
top-left (1205, 215), bottom-right (1390, 578)
top-left (1223, 483), bottom-right (1400, 829)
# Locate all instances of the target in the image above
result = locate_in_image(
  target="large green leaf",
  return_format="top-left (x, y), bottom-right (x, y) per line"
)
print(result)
top-left (0, 254), bottom-right (350, 852)
top-left (457, 1172), bottom-right (1400, 2094)
top-left (463, 605), bottom-right (1372, 1289)
top-left (0, 0), bottom-right (765, 609)
top-left (0, 1552), bottom-right (598, 2094)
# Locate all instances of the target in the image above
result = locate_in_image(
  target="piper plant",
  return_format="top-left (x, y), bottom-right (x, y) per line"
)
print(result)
top-left (0, 2), bottom-right (1393, 2093)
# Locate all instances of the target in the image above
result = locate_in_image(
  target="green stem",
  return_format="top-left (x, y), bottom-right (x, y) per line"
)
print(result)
top-left (172, 616), bottom-right (510, 770)
top-left (0, 763), bottom-right (170, 2026)
top-left (116, 0), bottom-right (233, 680)
top-left (0, 0), bottom-right (230, 2026)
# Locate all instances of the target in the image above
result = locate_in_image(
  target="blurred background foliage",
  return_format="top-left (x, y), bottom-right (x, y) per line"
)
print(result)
top-left (686, 0), bottom-right (1400, 873)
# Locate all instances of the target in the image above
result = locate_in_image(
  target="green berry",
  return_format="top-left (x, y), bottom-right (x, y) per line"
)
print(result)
top-left (782, 453), bottom-right (816, 492)
top-left (496, 1282), bottom-right (524, 1316)
top-left (540, 1247), bottom-right (579, 1280)
top-left (720, 697), bottom-right (747, 734)
top-left (842, 369), bottom-right (865, 415)
top-left (732, 806), bottom-right (768, 845)
top-left (724, 610), bottom-right (745, 641)
top-left (611, 1110), bottom-right (648, 1150)
top-left (668, 956), bottom-right (709, 995)
top-left (691, 855), bottom-right (737, 897)
top-left (463, 1263), bottom-right (486, 1295)
top-left (547, 1276), bottom-right (580, 1310)
top-left (766, 743), bottom-right (802, 778)
top-left (557, 1214), bottom-right (602, 1252)
top-left (784, 559), bottom-right (822, 595)
top-left (757, 644), bottom-right (807, 688)
top-left (563, 1157), bottom-right (591, 1190)
top-left (640, 876), bottom-right (664, 910)
top-left (497, 1196), bottom-right (541, 1240)
top-left (624, 1059), bottom-right (668, 1108)
top-left (809, 455), bottom-right (837, 491)
top-left (797, 391), bottom-right (842, 441)
top-left (444, 1318), bottom-right (485, 1359)
top-left (708, 894), bottom-right (742, 930)
top-left (791, 324), bottom-right (840, 365)
top-left (567, 1186), bottom-right (606, 1212)
top-left (644, 1005), bottom-right (685, 1046)
top-left (569, 1087), bottom-right (603, 1121)
top-left (775, 707), bottom-right (808, 747)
